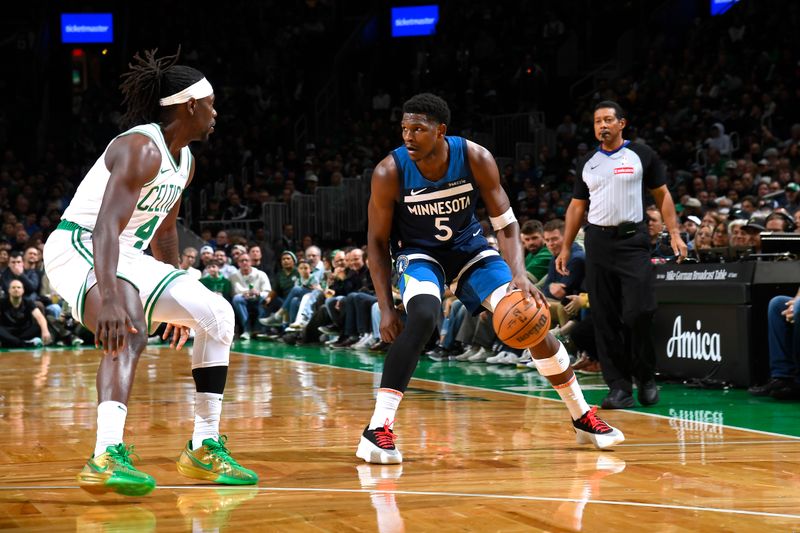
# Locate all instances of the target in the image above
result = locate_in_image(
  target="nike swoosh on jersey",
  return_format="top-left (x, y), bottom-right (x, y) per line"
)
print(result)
top-left (590, 164), bottom-right (600, 169)
top-left (473, 229), bottom-right (481, 237)
top-left (160, 168), bottom-right (170, 174)
top-left (409, 188), bottom-right (427, 196)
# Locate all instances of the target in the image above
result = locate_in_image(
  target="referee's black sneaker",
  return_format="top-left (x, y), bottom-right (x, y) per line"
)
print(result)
top-left (770, 381), bottom-right (800, 401)
top-left (601, 389), bottom-right (635, 409)
top-left (637, 379), bottom-right (659, 406)
top-left (748, 377), bottom-right (793, 397)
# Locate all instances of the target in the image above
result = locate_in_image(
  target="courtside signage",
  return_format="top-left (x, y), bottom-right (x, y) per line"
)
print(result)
top-left (654, 304), bottom-right (751, 386)
top-left (391, 5), bottom-right (439, 37)
top-left (61, 13), bottom-right (113, 44)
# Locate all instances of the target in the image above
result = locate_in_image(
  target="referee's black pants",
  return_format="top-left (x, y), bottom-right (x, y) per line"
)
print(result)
top-left (583, 225), bottom-right (657, 394)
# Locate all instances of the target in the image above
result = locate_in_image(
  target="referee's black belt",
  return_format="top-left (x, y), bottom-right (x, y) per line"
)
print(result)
top-left (588, 221), bottom-right (646, 236)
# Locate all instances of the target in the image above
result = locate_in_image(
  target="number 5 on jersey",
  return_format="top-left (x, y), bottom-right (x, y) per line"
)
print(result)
top-left (434, 217), bottom-right (453, 241)
top-left (133, 215), bottom-right (159, 249)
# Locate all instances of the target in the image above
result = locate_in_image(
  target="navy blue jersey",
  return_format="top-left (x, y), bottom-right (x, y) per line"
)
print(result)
top-left (390, 136), bottom-right (490, 281)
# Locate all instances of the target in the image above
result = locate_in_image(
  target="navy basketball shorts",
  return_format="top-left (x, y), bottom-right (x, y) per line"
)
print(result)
top-left (397, 254), bottom-right (512, 315)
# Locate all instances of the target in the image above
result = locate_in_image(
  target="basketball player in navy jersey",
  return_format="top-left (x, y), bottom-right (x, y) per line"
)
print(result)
top-left (357, 93), bottom-right (624, 464)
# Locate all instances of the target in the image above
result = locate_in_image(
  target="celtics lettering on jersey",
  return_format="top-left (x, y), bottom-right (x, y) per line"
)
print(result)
top-left (137, 183), bottom-right (184, 213)
top-left (132, 183), bottom-right (184, 249)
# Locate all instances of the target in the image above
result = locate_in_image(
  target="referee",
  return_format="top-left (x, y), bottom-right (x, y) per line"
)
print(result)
top-left (556, 100), bottom-right (687, 409)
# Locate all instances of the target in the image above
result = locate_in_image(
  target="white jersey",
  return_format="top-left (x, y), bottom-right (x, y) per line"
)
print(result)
top-left (62, 123), bottom-right (192, 252)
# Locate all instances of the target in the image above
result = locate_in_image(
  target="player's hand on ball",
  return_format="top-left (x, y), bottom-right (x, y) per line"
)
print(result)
top-left (163, 323), bottom-right (190, 350)
top-left (379, 307), bottom-right (403, 343)
top-left (508, 274), bottom-right (547, 308)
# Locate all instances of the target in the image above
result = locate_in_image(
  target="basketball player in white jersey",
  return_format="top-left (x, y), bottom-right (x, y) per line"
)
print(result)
top-left (43, 49), bottom-right (257, 496)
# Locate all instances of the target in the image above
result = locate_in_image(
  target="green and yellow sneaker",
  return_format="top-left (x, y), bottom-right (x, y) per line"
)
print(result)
top-left (77, 443), bottom-right (156, 496)
top-left (176, 436), bottom-right (258, 485)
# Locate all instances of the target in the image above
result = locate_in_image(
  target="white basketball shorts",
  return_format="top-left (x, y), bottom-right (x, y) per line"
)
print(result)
top-left (43, 220), bottom-right (186, 330)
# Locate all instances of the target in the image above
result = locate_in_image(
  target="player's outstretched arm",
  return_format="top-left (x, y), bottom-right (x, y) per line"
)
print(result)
top-left (367, 155), bottom-right (403, 342)
top-left (93, 135), bottom-right (161, 354)
top-left (467, 140), bottom-right (545, 306)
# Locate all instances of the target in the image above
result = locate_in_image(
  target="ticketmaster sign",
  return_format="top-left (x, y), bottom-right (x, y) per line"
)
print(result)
top-left (61, 13), bottom-right (113, 44)
top-left (391, 5), bottom-right (439, 37)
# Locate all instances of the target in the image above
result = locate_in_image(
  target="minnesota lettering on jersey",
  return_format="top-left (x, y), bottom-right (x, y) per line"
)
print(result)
top-left (404, 180), bottom-right (473, 216)
top-left (407, 196), bottom-right (471, 216)
top-left (136, 183), bottom-right (184, 213)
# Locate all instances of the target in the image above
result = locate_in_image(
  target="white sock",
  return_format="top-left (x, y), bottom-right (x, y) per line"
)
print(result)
top-left (554, 375), bottom-right (591, 420)
top-left (94, 401), bottom-right (127, 457)
top-left (192, 392), bottom-right (223, 449)
top-left (368, 388), bottom-right (403, 430)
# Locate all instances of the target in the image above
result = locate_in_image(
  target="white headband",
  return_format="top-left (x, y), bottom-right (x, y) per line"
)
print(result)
top-left (158, 77), bottom-right (213, 107)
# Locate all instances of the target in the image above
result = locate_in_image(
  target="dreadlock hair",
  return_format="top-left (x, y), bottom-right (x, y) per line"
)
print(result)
top-left (118, 47), bottom-right (206, 129)
top-left (402, 93), bottom-right (451, 125)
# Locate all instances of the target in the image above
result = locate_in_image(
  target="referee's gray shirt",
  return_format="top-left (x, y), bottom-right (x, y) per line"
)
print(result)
top-left (573, 140), bottom-right (666, 226)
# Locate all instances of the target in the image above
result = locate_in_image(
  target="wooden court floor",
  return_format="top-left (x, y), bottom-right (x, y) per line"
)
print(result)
top-left (0, 345), bottom-right (799, 532)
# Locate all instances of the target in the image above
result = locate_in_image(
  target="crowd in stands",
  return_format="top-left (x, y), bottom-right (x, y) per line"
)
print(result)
top-left (180, 237), bottom-right (386, 351)
top-left (5, 2), bottom-right (797, 240)
top-left (0, 243), bottom-right (85, 348)
top-left (0, 0), bottom-right (796, 403)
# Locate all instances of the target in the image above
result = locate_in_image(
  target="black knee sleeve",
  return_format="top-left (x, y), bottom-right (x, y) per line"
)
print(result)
top-left (192, 366), bottom-right (229, 394)
top-left (380, 294), bottom-right (440, 392)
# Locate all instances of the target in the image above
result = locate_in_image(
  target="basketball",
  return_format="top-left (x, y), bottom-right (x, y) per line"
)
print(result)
top-left (492, 291), bottom-right (551, 349)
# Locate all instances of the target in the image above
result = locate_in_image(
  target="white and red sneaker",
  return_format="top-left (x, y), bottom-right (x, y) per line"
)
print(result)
top-left (573, 407), bottom-right (625, 449)
top-left (356, 423), bottom-right (402, 464)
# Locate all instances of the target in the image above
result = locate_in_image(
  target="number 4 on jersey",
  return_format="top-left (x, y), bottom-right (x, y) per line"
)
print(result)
top-left (133, 215), bottom-right (159, 249)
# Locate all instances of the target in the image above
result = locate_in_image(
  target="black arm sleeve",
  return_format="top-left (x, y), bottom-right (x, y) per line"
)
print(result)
top-left (631, 143), bottom-right (667, 189)
top-left (572, 155), bottom-right (590, 200)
